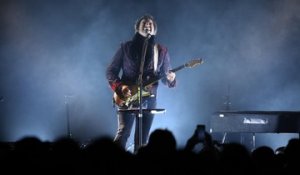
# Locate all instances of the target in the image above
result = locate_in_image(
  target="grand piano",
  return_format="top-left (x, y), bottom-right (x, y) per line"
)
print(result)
top-left (210, 111), bottom-right (300, 148)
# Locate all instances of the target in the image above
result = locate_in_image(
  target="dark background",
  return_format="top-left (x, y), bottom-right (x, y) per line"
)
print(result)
top-left (1, 0), bottom-right (300, 150)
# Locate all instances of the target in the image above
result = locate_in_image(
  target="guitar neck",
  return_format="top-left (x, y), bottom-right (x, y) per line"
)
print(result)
top-left (170, 64), bottom-right (185, 73)
top-left (144, 64), bottom-right (186, 87)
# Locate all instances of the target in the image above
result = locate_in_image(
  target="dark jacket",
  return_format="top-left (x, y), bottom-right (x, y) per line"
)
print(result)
top-left (106, 37), bottom-right (176, 97)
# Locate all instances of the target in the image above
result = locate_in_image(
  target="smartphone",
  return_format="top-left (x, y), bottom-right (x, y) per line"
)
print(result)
top-left (196, 124), bottom-right (206, 141)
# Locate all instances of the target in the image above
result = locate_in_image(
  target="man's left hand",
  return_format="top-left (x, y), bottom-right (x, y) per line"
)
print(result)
top-left (167, 71), bottom-right (176, 82)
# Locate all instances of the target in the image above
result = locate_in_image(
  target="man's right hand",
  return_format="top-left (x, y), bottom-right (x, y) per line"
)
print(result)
top-left (121, 85), bottom-right (131, 97)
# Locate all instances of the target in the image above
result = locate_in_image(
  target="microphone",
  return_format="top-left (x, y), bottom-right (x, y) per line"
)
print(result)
top-left (144, 28), bottom-right (151, 38)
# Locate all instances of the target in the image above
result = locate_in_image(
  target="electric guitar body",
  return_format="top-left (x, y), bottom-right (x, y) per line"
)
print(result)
top-left (113, 58), bottom-right (204, 108)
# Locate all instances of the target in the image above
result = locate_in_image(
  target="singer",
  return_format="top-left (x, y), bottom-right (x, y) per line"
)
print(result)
top-left (106, 14), bottom-right (176, 152)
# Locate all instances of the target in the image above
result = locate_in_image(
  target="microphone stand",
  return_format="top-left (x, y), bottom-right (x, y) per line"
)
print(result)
top-left (136, 34), bottom-right (151, 153)
top-left (64, 94), bottom-right (74, 139)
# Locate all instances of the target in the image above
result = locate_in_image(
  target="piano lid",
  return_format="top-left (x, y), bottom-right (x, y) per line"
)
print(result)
top-left (216, 110), bottom-right (300, 115)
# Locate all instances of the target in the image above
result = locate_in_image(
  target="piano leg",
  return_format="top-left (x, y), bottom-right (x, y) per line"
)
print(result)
top-left (252, 133), bottom-right (256, 151)
top-left (222, 132), bottom-right (227, 144)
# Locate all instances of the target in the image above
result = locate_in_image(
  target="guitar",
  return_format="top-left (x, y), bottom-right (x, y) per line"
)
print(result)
top-left (113, 58), bottom-right (204, 108)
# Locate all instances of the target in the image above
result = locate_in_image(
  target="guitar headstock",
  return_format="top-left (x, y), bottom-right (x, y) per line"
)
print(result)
top-left (184, 58), bottom-right (204, 68)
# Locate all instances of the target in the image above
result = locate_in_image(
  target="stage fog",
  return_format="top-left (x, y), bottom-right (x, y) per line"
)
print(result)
top-left (1, 0), bottom-right (300, 150)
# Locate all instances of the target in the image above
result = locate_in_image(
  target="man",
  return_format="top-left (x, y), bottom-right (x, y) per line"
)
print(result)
top-left (106, 15), bottom-right (176, 152)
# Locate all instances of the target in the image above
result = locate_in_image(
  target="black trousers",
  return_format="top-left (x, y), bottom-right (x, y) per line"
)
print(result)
top-left (113, 97), bottom-right (156, 151)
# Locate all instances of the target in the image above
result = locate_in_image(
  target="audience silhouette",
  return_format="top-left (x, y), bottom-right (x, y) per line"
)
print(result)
top-left (0, 126), bottom-right (298, 174)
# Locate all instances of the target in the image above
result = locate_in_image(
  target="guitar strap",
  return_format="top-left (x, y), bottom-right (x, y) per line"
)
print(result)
top-left (153, 44), bottom-right (158, 73)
